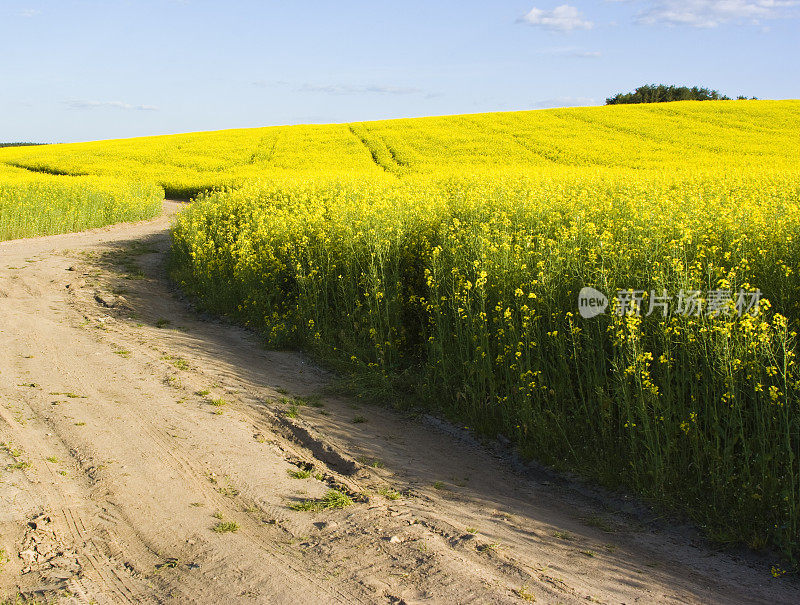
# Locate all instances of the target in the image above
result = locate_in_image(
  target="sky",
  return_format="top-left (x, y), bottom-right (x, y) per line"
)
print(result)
top-left (1, 0), bottom-right (798, 143)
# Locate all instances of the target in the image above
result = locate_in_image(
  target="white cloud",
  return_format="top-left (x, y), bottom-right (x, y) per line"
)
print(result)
top-left (18, 9), bottom-right (41, 17)
top-left (632, 0), bottom-right (799, 27)
top-left (521, 5), bottom-right (594, 31)
top-left (538, 46), bottom-right (602, 57)
top-left (65, 100), bottom-right (159, 111)
top-left (532, 96), bottom-right (596, 108)
top-left (568, 49), bottom-right (603, 57)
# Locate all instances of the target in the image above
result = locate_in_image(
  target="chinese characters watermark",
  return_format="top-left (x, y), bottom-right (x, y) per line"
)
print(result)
top-left (577, 287), bottom-right (761, 319)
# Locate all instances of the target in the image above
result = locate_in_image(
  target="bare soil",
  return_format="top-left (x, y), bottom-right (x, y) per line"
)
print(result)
top-left (0, 201), bottom-right (797, 604)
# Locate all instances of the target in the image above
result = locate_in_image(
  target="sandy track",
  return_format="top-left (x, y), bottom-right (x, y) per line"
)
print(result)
top-left (0, 201), bottom-right (797, 604)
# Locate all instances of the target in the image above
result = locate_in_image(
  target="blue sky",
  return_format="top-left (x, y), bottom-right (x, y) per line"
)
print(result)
top-left (2, 0), bottom-right (798, 142)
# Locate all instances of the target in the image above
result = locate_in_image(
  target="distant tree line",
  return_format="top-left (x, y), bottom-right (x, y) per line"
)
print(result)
top-left (0, 142), bottom-right (48, 148)
top-left (606, 84), bottom-right (757, 105)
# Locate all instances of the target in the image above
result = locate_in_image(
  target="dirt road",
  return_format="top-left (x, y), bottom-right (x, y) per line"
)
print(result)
top-left (0, 202), bottom-right (796, 604)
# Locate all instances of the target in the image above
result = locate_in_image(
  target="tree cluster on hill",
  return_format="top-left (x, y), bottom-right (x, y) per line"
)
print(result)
top-left (0, 142), bottom-right (46, 148)
top-left (606, 84), bottom-right (756, 105)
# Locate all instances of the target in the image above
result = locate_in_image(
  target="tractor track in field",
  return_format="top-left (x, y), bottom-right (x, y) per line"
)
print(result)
top-left (0, 200), bottom-right (797, 604)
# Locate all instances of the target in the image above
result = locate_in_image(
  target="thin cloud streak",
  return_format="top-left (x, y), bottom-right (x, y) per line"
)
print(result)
top-left (65, 100), bottom-right (159, 111)
top-left (538, 46), bottom-right (603, 58)
top-left (626, 0), bottom-right (800, 27)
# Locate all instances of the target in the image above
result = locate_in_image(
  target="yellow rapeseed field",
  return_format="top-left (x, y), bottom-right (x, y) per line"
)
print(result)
top-left (0, 164), bottom-right (162, 241)
top-left (2, 99), bottom-right (799, 559)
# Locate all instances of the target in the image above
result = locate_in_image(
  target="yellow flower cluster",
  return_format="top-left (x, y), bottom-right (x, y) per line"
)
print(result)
top-left (1, 99), bottom-right (798, 197)
top-left (0, 164), bottom-right (162, 241)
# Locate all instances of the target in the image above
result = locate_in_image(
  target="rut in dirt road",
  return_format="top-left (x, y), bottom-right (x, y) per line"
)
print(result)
top-left (0, 201), bottom-right (797, 604)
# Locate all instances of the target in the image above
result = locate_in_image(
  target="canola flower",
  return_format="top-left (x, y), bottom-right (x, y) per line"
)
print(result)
top-left (3, 100), bottom-right (800, 560)
top-left (0, 164), bottom-right (162, 241)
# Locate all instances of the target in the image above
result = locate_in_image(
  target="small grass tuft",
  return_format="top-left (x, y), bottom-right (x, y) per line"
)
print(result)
top-left (49, 391), bottom-right (86, 399)
top-left (0, 443), bottom-right (23, 458)
top-left (162, 354), bottom-right (189, 370)
top-left (513, 586), bottom-right (536, 601)
top-left (357, 456), bottom-right (384, 468)
top-left (290, 489), bottom-right (353, 512)
top-left (377, 487), bottom-right (401, 500)
top-left (6, 460), bottom-right (31, 471)
top-left (212, 521), bottom-right (240, 533)
top-left (166, 375), bottom-right (183, 389)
